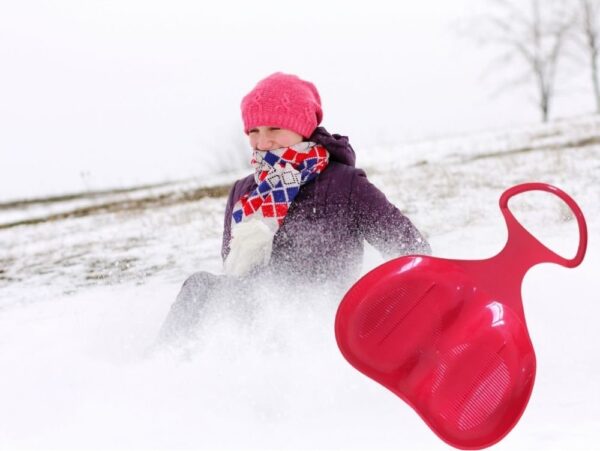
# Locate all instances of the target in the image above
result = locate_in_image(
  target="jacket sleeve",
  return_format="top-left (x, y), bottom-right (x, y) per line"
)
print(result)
top-left (350, 169), bottom-right (431, 257)
top-left (221, 180), bottom-right (239, 262)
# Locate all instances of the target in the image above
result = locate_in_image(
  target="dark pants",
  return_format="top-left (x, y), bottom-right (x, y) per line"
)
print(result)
top-left (157, 268), bottom-right (348, 346)
top-left (157, 271), bottom-right (251, 345)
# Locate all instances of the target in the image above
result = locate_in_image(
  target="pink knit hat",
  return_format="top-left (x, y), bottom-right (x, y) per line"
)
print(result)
top-left (241, 72), bottom-right (323, 138)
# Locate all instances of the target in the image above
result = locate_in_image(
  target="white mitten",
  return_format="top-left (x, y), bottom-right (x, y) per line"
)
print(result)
top-left (224, 217), bottom-right (277, 277)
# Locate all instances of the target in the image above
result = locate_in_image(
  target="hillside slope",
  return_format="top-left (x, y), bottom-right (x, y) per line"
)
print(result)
top-left (0, 116), bottom-right (599, 450)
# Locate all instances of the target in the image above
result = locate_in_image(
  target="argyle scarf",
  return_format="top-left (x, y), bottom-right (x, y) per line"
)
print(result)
top-left (232, 141), bottom-right (329, 227)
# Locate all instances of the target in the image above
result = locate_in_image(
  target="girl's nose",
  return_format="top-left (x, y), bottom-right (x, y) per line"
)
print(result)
top-left (256, 136), bottom-right (274, 151)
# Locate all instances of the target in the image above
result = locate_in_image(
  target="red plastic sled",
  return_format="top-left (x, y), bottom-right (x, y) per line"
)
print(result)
top-left (335, 183), bottom-right (587, 449)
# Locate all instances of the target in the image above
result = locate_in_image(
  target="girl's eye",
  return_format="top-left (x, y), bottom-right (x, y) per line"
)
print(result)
top-left (270, 127), bottom-right (280, 131)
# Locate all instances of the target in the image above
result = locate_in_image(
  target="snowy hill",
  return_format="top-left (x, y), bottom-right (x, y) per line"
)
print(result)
top-left (0, 115), bottom-right (599, 450)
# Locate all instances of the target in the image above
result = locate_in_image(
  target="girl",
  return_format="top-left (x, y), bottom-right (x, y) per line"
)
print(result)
top-left (159, 72), bottom-right (430, 343)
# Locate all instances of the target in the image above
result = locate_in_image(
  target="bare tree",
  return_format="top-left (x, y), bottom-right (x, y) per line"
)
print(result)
top-left (575, 0), bottom-right (600, 112)
top-left (471, 0), bottom-right (575, 122)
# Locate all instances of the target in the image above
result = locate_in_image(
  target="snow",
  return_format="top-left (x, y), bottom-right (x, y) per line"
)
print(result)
top-left (1, 115), bottom-right (599, 450)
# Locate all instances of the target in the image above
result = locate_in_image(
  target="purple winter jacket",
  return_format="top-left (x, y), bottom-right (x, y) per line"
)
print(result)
top-left (221, 127), bottom-right (431, 285)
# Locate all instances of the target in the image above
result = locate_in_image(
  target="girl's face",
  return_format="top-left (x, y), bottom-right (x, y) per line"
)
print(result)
top-left (248, 126), bottom-right (304, 151)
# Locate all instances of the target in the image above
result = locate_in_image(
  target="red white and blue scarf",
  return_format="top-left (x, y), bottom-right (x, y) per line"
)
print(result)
top-left (232, 141), bottom-right (329, 227)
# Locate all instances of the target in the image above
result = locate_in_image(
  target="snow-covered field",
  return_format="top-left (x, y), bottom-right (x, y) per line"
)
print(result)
top-left (1, 116), bottom-right (599, 450)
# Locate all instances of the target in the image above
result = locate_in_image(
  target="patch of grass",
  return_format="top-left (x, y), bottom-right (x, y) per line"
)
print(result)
top-left (0, 183), bottom-right (232, 230)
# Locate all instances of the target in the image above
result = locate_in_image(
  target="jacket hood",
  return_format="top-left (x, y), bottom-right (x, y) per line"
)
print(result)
top-left (308, 126), bottom-right (356, 167)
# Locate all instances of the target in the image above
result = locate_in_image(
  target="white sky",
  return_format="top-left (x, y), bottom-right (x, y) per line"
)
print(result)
top-left (0, 0), bottom-right (594, 200)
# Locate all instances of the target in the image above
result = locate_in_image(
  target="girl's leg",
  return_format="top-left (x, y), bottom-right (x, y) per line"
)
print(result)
top-left (157, 271), bottom-right (221, 344)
